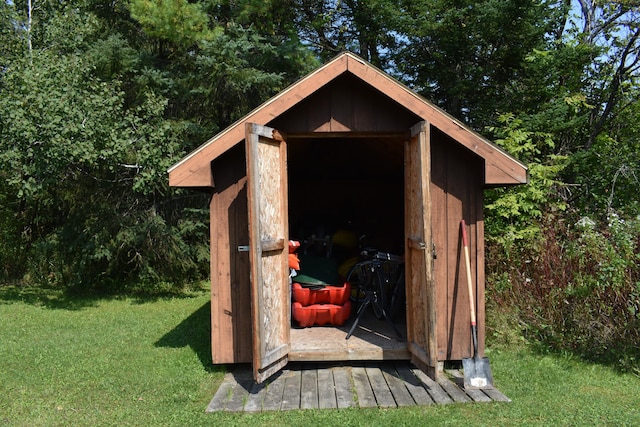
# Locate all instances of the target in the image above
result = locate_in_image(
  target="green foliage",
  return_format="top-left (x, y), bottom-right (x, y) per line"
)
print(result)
top-left (186, 23), bottom-right (290, 127)
top-left (0, 0), bottom-right (22, 62)
top-left (0, 4), bottom-right (210, 290)
top-left (0, 0), bottom-right (314, 291)
top-left (484, 113), bottom-right (568, 250)
top-left (128, 0), bottom-right (212, 47)
top-left (292, 0), bottom-right (401, 65)
top-left (393, 0), bottom-right (556, 126)
top-left (566, 106), bottom-right (640, 218)
top-left (487, 211), bottom-right (640, 373)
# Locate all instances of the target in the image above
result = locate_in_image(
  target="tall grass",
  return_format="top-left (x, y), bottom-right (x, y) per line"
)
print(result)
top-left (486, 211), bottom-right (640, 374)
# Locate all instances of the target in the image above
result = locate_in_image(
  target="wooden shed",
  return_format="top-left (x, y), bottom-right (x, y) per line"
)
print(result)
top-left (168, 52), bottom-right (527, 383)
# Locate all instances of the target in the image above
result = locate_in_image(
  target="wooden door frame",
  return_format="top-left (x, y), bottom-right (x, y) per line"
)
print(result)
top-left (404, 121), bottom-right (438, 379)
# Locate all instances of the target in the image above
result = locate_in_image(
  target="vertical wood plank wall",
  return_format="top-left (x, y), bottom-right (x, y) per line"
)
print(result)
top-left (431, 132), bottom-right (485, 361)
top-left (209, 145), bottom-right (252, 364)
top-left (206, 83), bottom-right (489, 364)
top-left (271, 75), bottom-right (419, 133)
top-left (207, 134), bottom-right (487, 364)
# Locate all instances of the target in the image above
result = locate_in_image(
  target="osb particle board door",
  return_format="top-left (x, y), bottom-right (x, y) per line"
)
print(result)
top-left (404, 121), bottom-right (438, 379)
top-left (245, 123), bottom-right (290, 384)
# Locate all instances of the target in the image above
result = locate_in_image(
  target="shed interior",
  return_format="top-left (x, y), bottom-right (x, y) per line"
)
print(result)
top-left (286, 135), bottom-right (411, 361)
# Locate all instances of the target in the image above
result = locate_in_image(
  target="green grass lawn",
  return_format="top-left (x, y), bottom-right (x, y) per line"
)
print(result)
top-left (1, 286), bottom-right (639, 426)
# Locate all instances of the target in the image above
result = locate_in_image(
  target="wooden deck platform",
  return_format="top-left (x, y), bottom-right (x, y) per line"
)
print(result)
top-left (290, 311), bottom-right (410, 361)
top-left (206, 361), bottom-right (510, 412)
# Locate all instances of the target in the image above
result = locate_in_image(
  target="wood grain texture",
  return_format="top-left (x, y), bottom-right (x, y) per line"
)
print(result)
top-left (246, 123), bottom-right (290, 383)
top-left (206, 363), bottom-right (510, 412)
top-left (169, 52), bottom-right (526, 188)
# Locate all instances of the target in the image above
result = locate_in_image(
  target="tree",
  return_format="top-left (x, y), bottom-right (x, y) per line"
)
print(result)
top-left (572, 0), bottom-right (640, 149)
top-left (392, 0), bottom-right (559, 128)
top-left (0, 0), bottom-right (312, 290)
top-left (292, 0), bottom-right (400, 67)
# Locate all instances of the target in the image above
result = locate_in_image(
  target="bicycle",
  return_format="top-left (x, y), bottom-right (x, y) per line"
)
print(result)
top-left (345, 249), bottom-right (405, 340)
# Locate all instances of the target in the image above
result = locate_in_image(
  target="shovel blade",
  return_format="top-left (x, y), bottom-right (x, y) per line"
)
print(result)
top-left (462, 356), bottom-right (494, 390)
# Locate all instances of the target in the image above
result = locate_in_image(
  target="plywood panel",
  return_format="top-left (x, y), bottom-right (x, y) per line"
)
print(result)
top-left (404, 122), bottom-right (437, 378)
top-left (245, 124), bottom-right (290, 383)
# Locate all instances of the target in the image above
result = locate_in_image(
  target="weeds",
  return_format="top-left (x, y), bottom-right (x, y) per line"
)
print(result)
top-left (487, 210), bottom-right (640, 374)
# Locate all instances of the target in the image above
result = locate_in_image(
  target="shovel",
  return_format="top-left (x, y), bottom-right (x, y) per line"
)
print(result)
top-left (460, 220), bottom-right (494, 390)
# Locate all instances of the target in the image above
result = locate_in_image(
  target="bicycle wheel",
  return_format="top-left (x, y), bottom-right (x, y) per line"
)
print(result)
top-left (371, 266), bottom-right (386, 319)
top-left (388, 268), bottom-right (406, 321)
top-left (346, 262), bottom-right (368, 306)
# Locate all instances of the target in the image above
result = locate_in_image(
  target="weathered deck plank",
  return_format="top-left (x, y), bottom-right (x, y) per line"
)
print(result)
top-left (411, 367), bottom-right (454, 404)
top-left (244, 381), bottom-right (268, 412)
top-left (482, 386), bottom-right (512, 402)
top-left (352, 366), bottom-right (377, 407)
top-left (261, 372), bottom-right (286, 411)
top-left (466, 388), bottom-right (494, 403)
top-left (437, 376), bottom-right (471, 403)
top-left (206, 362), bottom-right (510, 413)
top-left (206, 372), bottom-right (235, 412)
top-left (317, 367), bottom-right (338, 409)
top-left (300, 367), bottom-right (319, 409)
top-left (333, 366), bottom-right (356, 409)
top-left (380, 364), bottom-right (415, 407)
top-left (394, 363), bottom-right (434, 406)
top-left (223, 370), bottom-right (253, 412)
top-left (281, 369), bottom-right (302, 410)
top-left (366, 366), bottom-right (396, 408)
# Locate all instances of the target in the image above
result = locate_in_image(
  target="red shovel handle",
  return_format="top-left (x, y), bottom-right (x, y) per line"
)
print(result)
top-left (461, 220), bottom-right (469, 247)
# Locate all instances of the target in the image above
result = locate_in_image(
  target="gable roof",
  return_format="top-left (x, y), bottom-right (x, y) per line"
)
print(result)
top-left (168, 52), bottom-right (527, 188)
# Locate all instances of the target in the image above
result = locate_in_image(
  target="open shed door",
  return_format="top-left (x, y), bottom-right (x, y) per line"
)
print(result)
top-left (245, 123), bottom-right (290, 384)
top-left (404, 121), bottom-right (438, 379)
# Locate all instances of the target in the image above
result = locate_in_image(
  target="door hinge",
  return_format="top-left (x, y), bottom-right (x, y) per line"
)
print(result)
top-left (237, 245), bottom-right (250, 252)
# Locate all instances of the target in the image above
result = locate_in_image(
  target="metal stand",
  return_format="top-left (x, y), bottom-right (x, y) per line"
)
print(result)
top-left (345, 287), bottom-right (403, 340)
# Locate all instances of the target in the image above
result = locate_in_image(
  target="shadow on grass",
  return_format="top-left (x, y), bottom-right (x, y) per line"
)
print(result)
top-left (0, 282), bottom-right (208, 310)
top-left (155, 301), bottom-right (224, 374)
top-left (0, 283), bottom-right (102, 310)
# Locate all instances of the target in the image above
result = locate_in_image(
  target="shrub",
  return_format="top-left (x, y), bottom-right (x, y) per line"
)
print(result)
top-left (486, 210), bottom-right (640, 373)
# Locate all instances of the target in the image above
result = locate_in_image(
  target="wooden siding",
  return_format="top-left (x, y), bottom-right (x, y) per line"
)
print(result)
top-left (209, 144), bottom-right (252, 364)
top-left (168, 52), bottom-right (527, 188)
top-left (270, 75), bottom-right (419, 133)
top-left (431, 131), bottom-right (485, 361)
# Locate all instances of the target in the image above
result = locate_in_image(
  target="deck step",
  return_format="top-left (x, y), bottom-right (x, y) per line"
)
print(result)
top-left (206, 362), bottom-right (510, 412)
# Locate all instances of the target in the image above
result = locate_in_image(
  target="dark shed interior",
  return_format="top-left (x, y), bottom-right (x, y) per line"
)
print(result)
top-left (288, 136), bottom-right (405, 254)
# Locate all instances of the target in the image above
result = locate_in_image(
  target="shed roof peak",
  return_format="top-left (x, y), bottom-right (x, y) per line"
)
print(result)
top-left (168, 52), bottom-right (527, 188)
